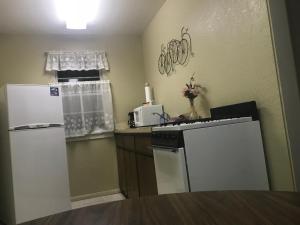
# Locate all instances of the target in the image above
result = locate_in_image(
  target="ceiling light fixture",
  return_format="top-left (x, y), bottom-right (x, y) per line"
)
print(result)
top-left (56, 0), bottom-right (99, 30)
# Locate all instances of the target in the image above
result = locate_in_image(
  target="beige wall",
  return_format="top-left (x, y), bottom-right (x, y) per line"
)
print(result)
top-left (142, 0), bottom-right (294, 190)
top-left (266, 0), bottom-right (300, 190)
top-left (285, 0), bottom-right (300, 88)
top-left (0, 34), bottom-right (145, 197)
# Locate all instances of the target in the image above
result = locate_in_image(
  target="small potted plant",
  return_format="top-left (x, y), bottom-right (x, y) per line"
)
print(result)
top-left (183, 74), bottom-right (203, 120)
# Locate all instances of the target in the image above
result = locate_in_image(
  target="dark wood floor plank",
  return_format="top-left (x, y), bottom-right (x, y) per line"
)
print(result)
top-left (21, 191), bottom-right (300, 225)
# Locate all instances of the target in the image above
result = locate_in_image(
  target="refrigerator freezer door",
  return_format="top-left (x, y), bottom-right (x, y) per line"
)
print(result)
top-left (183, 121), bottom-right (269, 192)
top-left (9, 127), bottom-right (71, 224)
top-left (6, 85), bottom-right (64, 129)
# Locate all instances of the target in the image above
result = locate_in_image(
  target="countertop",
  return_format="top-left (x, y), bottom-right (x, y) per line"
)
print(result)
top-left (114, 126), bottom-right (152, 134)
top-left (21, 191), bottom-right (300, 225)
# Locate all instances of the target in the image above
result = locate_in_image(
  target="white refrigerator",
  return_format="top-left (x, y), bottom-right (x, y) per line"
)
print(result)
top-left (0, 84), bottom-right (71, 225)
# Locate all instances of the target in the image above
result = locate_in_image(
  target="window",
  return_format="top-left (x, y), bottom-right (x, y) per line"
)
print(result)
top-left (57, 70), bottom-right (100, 82)
top-left (45, 51), bottom-right (112, 139)
top-left (59, 81), bottom-right (114, 139)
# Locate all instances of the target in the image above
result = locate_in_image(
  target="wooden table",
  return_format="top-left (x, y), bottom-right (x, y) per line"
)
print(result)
top-left (21, 191), bottom-right (300, 225)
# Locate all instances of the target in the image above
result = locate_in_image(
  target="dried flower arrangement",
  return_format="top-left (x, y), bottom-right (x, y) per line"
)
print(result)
top-left (183, 74), bottom-right (202, 100)
top-left (183, 74), bottom-right (203, 120)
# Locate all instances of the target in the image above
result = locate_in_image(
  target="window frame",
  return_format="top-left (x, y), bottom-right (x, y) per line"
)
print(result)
top-left (56, 70), bottom-right (101, 83)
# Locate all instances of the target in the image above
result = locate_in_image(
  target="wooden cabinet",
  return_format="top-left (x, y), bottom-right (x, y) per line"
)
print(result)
top-left (136, 154), bottom-right (158, 196)
top-left (115, 133), bottom-right (158, 199)
top-left (115, 135), bottom-right (123, 147)
top-left (123, 150), bottom-right (139, 199)
top-left (116, 147), bottom-right (127, 197)
top-left (135, 136), bottom-right (153, 155)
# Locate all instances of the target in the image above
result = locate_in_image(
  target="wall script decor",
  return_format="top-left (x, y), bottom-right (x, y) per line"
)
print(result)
top-left (158, 27), bottom-right (194, 76)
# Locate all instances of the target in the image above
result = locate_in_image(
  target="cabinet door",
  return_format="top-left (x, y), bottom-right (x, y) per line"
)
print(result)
top-left (123, 135), bottom-right (135, 150)
top-left (137, 154), bottom-right (158, 197)
top-left (116, 148), bottom-right (127, 197)
top-left (115, 135), bottom-right (124, 148)
top-left (123, 150), bottom-right (139, 199)
top-left (135, 135), bottom-right (153, 156)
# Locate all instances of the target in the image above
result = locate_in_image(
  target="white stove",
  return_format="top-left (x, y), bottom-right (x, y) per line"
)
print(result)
top-left (152, 117), bottom-right (253, 131)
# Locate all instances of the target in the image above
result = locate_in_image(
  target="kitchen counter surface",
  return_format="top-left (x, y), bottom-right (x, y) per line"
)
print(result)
top-left (114, 127), bottom-right (152, 134)
top-left (21, 191), bottom-right (300, 225)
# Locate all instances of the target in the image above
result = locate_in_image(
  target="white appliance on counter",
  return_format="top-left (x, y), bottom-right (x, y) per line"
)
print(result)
top-left (0, 84), bottom-right (71, 225)
top-left (133, 104), bottom-right (163, 127)
top-left (152, 117), bottom-right (269, 195)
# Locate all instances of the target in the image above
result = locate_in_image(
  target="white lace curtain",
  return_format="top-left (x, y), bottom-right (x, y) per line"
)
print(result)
top-left (58, 81), bottom-right (114, 138)
top-left (45, 51), bottom-right (110, 71)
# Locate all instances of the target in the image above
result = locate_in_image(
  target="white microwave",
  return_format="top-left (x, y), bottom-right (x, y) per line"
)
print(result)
top-left (134, 105), bottom-right (163, 127)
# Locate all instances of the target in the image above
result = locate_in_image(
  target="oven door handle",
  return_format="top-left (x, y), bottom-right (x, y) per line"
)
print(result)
top-left (152, 146), bottom-right (184, 153)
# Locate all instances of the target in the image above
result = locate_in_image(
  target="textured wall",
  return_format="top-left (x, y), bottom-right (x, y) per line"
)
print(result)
top-left (267, 0), bottom-right (300, 190)
top-left (142, 0), bottom-right (294, 190)
top-left (0, 34), bottom-right (146, 197)
top-left (285, 0), bottom-right (300, 92)
top-left (286, 0), bottom-right (300, 189)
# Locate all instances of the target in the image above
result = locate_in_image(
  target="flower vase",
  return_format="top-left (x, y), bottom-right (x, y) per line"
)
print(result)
top-left (188, 98), bottom-right (199, 120)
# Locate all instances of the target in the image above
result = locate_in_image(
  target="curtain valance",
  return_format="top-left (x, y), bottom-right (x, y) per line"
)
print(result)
top-left (46, 51), bottom-right (110, 71)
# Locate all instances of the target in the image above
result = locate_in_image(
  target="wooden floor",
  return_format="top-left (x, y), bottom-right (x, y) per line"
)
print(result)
top-left (20, 191), bottom-right (300, 225)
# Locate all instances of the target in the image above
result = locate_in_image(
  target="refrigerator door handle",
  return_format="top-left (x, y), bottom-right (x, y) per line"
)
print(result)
top-left (9, 123), bottom-right (64, 131)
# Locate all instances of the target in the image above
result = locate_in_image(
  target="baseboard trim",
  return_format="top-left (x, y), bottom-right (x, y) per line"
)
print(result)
top-left (71, 189), bottom-right (121, 202)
